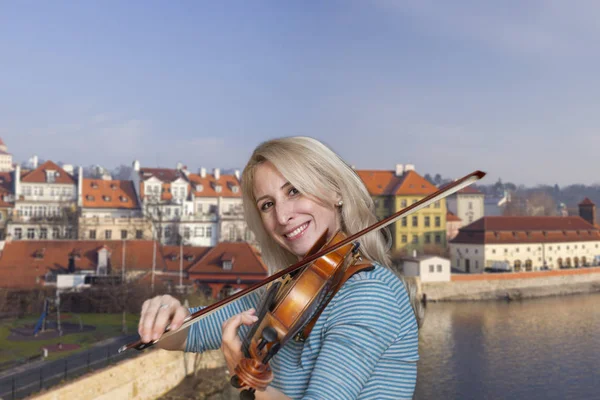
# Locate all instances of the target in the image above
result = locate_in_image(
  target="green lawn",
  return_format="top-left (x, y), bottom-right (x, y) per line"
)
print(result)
top-left (0, 313), bottom-right (139, 364)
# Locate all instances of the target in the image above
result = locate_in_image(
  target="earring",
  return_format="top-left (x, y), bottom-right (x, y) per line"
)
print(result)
top-left (337, 200), bottom-right (343, 207)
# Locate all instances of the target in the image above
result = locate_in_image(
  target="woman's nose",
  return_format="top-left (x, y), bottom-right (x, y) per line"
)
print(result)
top-left (275, 201), bottom-right (293, 225)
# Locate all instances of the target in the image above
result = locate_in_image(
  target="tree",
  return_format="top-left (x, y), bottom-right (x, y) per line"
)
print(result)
top-left (112, 164), bottom-right (133, 180)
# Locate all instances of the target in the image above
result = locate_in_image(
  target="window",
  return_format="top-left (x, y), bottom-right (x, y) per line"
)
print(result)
top-left (136, 230), bottom-right (143, 239)
top-left (401, 217), bottom-right (407, 227)
top-left (223, 261), bottom-right (232, 270)
top-left (229, 226), bottom-right (235, 241)
top-left (195, 227), bottom-right (204, 237)
top-left (492, 249), bottom-right (496, 254)
top-left (14, 228), bottom-right (22, 239)
top-left (424, 216), bottom-right (430, 227)
top-left (424, 234), bottom-right (431, 244)
top-left (206, 227), bottom-right (212, 238)
top-left (475, 261), bottom-right (478, 269)
top-left (40, 228), bottom-right (47, 239)
top-left (401, 200), bottom-right (407, 207)
top-left (435, 234), bottom-right (441, 244)
top-left (412, 235), bottom-right (418, 244)
top-left (184, 227), bottom-right (191, 239)
top-left (105, 230), bottom-right (112, 239)
top-left (412, 216), bottom-right (418, 227)
top-left (434, 201), bottom-right (440, 208)
top-left (401, 235), bottom-right (407, 243)
top-left (429, 264), bottom-right (434, 273)
top-left (121, 230), bottom-right (128, 239)
top-left (165, 227), bottom-right (171, 238)
top-left (65, 228), bottom-right (73, 239)
top-left (52, 228), bottom-right (60, 239)
top-left (27, 228), bottom-right (35, 239)
top-left (468, 202), bottom-right (473, 210)
top-left (435, 216), bottom-right (441, 227)
top-left (89, 230), bottom-right (97, 239)
top-left (437, 264), bottom-right (442, 272)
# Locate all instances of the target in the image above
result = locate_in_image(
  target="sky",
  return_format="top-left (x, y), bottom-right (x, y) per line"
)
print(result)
top-left (1, 1), bottom-right (600, 187)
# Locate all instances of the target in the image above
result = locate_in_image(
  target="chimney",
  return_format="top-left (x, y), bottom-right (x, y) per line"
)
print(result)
top-left (32, 155), bottom-right (39, 169)
top-left (213, 168), bottom-right (220, 181)
top-left (199, 167), bottom-right (206, 178)
top-left (132, 160), bottom-right (140, 172)
top-left (395, 164), bottom-right (404, 177)
top-left (234, 169), bottom-right (240, 180)
top-left (404, 164), bottom-right (415, 172)
top-left (77, 166), bottom-right (83, 207)
top-left (412, 249), bottom-right (417, 258)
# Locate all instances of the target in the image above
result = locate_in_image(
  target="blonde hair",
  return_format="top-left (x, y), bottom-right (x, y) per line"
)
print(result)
top-left (241, 137), bottom-right (423, 326)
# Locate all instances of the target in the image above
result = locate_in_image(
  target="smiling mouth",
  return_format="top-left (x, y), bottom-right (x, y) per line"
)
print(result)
top-left (283, 222), bottom-right (310, 240)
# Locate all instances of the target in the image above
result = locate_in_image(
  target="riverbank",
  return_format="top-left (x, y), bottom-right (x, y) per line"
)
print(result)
top-left (418, 266), bottom-right (600, 302)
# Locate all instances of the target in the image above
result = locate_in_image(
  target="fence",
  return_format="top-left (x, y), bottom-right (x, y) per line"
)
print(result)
top-left (0, 336), bottom-right (140, 400)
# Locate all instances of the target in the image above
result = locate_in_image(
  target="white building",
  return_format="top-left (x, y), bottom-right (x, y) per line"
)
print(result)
top-left (131, 162), bottom-right (252, 247)
top-left (450, 215), bottom-right (600, 273)
top-left (445, 186), bottom-right (485, 227)
top-left (10, 161), bottom-right (81, 240)
top-left (401, 254), bottom-right (451, 282)
top-left (0, 138), bottom-right (14, 172)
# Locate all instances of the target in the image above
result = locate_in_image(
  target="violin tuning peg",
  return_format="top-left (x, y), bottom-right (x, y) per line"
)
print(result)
top-left (230, 375), bottom-right (243, 388)
top-left (240, 388), bottom-right (256, 400)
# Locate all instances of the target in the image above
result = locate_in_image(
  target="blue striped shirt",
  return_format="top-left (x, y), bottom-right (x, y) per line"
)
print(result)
top-left (186, 264), bottom-right (419, 399)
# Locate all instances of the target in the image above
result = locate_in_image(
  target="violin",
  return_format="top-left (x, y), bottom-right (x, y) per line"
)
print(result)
top-left (119, 170), bottom-right (485, 399)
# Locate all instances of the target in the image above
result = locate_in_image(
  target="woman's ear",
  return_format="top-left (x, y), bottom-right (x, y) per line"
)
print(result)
top-left (335, 193), bottom-right (343, 208)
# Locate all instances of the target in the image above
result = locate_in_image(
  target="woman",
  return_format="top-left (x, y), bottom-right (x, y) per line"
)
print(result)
top-left (138, 137), bottom-right (420, 399)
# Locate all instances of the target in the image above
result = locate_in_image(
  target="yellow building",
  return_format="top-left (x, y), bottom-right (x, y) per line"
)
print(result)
top-left (357, 165), bottom-right (446, 254)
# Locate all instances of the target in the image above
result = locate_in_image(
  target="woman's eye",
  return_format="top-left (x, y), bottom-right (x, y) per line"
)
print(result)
top-left (289, 187), bottom-right (300, 196)
top-left (260, 201), bottom-right (273, 211)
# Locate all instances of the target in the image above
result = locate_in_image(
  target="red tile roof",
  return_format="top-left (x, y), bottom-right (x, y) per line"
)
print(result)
top-left (187, 173), bottom-right (241, 198)
top-left (0, 240), bottom-right (267, 289)
top-left (356, 170), bottom-right (436, 196)
top-left (450, 216), bottom-right (600, 245)
top-left (139, 168), bottom-right (185, 183)
top-left (579, 197), bottom-right (595, 206)
top-left (82, 179), bottom-right (140, 209)
top-left (21, 161), bottom-right (76, 184)
top-left (446, 211), bottom-right (461, 222)
top-left (187, 242), bottom-right (268, 276)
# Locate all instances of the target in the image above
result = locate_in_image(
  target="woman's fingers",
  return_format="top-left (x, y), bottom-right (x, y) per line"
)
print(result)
top-left (138, 295), bottom-right (181, 342)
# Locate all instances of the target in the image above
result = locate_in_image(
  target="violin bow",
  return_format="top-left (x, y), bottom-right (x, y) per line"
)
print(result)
top-left (119, 170), bottom-right (485, 353)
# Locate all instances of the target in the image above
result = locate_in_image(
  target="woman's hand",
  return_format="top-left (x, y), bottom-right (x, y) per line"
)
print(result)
top-left (138, 295), bottom-right (190, 345)
top-left (221, 308), bottom-right (258, 375)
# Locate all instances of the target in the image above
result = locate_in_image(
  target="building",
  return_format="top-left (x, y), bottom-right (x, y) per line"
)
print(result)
top-left (131, 161), bottom-right (251, 247)
top-left (400, 254), bottom-right (451, 282)
top-left (446, 211), bottom-right (461, 241)
top-left (449, 215), bottom-right (600, 273)
top-left (0, 138), bottom-right (14, 172)
top-left (0, 172), bottom-right (15, 240)
top-left (0, 240), bottom-right (268, 298)
top-left (79, 178), bottom-right (152, 241)
top-left (10, 161), bottom-right (80, 240)
top-left (357, 164), bottom-right (447, 253)
top-left (445, 185), bottom-right (485, 227)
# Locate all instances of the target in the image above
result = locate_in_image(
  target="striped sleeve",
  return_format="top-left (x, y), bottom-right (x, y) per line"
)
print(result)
top-left (185, 291), bottom-right (261, 353)
top-left (301, 278), bottom-right (416, 400)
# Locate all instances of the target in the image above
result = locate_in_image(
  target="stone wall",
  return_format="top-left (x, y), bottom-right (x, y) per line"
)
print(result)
top-left (30, 349), bottom-right (225, 400)
top-left (421, 267), bottom-right (600, 301)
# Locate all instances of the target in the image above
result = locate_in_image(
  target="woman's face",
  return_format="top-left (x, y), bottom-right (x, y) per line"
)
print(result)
top-left (253, 161), bottom-right (340, 258)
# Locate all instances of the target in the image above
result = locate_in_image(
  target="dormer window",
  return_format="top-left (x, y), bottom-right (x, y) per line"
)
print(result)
top-left (86, 195), bottom-right (95, 201)
top-left (185, 254), bottom-right (194, 261)
top-left (169, 254), bottom-right (178, 261)
top-left (91, 182), bottom-right (98, 189)
top-left (103, 195), bottom-right (111, 201)
top-left (110, 184), bottom-right (117, 190)
top-left (215, 185), bottom-right (222, 193)
top-left (196, 184), bottom-right (203, 192)
top-left (120, 196), bottom-right (128, 202)
top-left (33, 249), bottom-right (45, 259)
top-left (231, 186), bottom-right (239, 193)
top-left (223, 260), bottom-right (232, 270)
top-left (46, 170), bottom-right (56, 183)
top-left (221, 253), bottom-right (234, 270)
